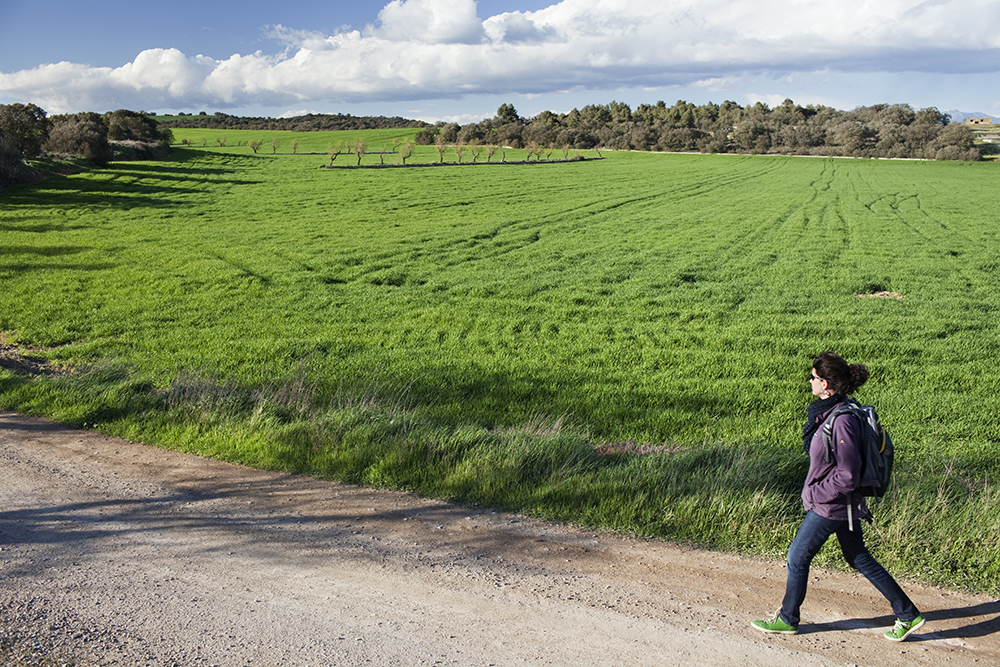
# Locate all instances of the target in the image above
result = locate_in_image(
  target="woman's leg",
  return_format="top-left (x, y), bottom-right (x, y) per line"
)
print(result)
top-left (780, 511), bottom-right (841, 626)
top-left (835, 520), bottom-right (920, 622)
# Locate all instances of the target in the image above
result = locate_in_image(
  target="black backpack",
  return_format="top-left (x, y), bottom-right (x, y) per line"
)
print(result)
top-left (821, 399), bottom-right (894, 499)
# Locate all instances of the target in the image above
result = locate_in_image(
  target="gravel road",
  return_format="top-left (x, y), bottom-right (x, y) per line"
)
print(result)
top-left (1, 410), bottom-right (997, 666)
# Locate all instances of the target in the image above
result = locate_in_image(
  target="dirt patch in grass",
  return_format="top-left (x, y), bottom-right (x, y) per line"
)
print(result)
top-left (856, 291), bottom-right (904, 300)
top-left (0, 335), bottom-right (73, 377)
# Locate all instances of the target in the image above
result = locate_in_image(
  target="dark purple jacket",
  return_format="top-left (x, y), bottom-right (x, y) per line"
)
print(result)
top-left (802, 400), bottom-right (870, 521)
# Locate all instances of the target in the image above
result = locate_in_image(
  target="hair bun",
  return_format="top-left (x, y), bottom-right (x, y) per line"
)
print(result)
top-left (848, 363), bottom-right (870, 393)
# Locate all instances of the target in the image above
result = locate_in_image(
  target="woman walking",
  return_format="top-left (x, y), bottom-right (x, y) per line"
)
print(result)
top-left (751, 352), bottom-right (925, 641)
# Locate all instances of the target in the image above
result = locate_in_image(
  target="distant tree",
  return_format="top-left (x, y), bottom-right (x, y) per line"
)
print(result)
top-left (439, 123), bottom-right (460, 143)
top-left (830, 120), bottom-right (876, 156)
top-left (0, 102), bottom-right (49, 157)
top-left (495, 103), bottom-right (521, 125)
top-left (453, 144), bottom-right (466, 163)
top-left (43, 112), bottom-right (112, 165)
top-left (435, 136), bottom-right (447, 163)
top-left (327, 140), bottom-right (345, 164)
top-left (270, 138), bottom-right (280, 154)
top-left (914, 107), bottom-right (950, 126)
top-left (485, 144), bottom-right (498, 162)
top-left (290, 138), bottom-right (298, 154)
top-left (104, 109), bottom-right (162, 142)
top-left (469, 144), bottom-right (483, 163)
top-left (216, 137), bottom-right (227, 147)
top-left (457, 123), bottom-right (484, 145)
top-left (731, 119), bottom-right (771, 153)
top-left (496, 123), bottom-right (523, 149)
top-left (353, 138), bottom-right (366, 165)
top-left (934, 124), bottom-right (975, 150)
top-left (398, 141), bottom-right (414, 164)
top-left (379, 142), bottom-right (389, 165)
top-left (248, 140), bottom-right (263, 153)
top-left (0, 129), bottom-right (24, 187)
top-left (414, 127), bottom-right (438, 145)
top-left (608, 100), bottom-right (632, 123)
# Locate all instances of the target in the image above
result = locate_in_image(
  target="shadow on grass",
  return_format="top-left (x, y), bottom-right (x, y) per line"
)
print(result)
top-left (0, 152), bottom-right (264, 213)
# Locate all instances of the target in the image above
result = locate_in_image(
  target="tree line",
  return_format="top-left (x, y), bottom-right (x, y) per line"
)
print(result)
top-left (417, 100), bottom-right (981, 161)
top-left (2, 97), bottom-right (984, 189)
top-left (157, 112), bottom-right (427, 132)
top-left (0, 103), bottom-right (174, 187)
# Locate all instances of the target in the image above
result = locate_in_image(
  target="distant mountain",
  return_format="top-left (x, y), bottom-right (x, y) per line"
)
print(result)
top-left (946, 110), bottom-right (999, 124)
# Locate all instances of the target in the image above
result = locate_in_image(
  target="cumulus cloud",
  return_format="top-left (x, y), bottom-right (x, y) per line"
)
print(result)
top-left (1, 0), bottom-right (998, 113)
top-left (369, 0), bottom-right (484, 44)
top-left (483, 12), bottom-right (559, 43)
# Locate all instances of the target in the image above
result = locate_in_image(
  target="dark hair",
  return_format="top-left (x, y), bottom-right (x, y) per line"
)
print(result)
top-left (813, 351), bottom-right (869, 395)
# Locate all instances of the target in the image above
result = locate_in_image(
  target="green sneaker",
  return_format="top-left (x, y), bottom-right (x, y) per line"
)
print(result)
top-left (883, 615), bottom-right (925, 642)
top-left (751, 610), bottom-right (798, 635)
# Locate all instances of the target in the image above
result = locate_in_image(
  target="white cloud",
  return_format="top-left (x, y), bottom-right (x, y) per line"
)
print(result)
top-left (278, 108), bottom-right (321, 118)
top-left (369, 0), bottom-right (484, 44)
top-left (1, 0), bottom-right (998, 113)
top-left (483, 12), bottom-right (559, 43)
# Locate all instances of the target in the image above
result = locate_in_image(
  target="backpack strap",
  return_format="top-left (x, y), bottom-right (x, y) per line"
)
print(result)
top-left (820, 400), bottom-right (862, 463)
top-left (819, 399), bottom-right (865, 531)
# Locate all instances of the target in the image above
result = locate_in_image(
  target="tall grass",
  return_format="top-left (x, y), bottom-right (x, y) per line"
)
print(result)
top-left (1, 141), bottom-right (997, 592)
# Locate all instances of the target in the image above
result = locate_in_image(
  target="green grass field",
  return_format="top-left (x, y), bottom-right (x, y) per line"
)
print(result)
top-left (2, 133), bottom-right (998, 592)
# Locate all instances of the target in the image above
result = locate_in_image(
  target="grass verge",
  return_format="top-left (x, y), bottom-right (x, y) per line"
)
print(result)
top-left (2, 361), bottom-right (996, 595)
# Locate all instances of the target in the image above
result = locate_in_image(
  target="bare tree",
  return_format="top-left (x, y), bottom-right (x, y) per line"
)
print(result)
top-left (327, 141), bottom-right (345, 165)
top-left (435, 136), bottom-right (447, 163)
top-left (485, 145), bottom-right (498, 162)
top-left (216, 137), bottom-right (227, 147)
top-left (500, 145), bottom-right (508, 162)
top-left (562, 145), bottom-right (570, 160)
top-left (248, 140), bottom-right (263, 153)
top-left (353, 138), bottom-right (366, 165)
top-left (271, 138), bottom-right (281, 154)
top-left (379, 143), bottom-right (389, 165)
top-left (453, 144), bottom-right (466, 163)
top-left (290, 138), bottom-right (298, 154)
top-left (470, 145), bottom-right (483, 163)
top-left (525, 141), bottom-right (540, 161)
top-left (398, 141), bottom-right (414, 164)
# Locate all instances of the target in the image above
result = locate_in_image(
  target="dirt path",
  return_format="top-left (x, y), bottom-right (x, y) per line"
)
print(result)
top-left (1, 410), bottom-right (996, 667)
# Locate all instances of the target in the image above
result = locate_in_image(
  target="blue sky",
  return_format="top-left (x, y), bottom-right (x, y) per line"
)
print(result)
top-left (2, 0), bottom-right (998, 122)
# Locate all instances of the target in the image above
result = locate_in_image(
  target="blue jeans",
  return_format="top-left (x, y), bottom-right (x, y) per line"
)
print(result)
top-left (779, 510), bottom-right (920, 627)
